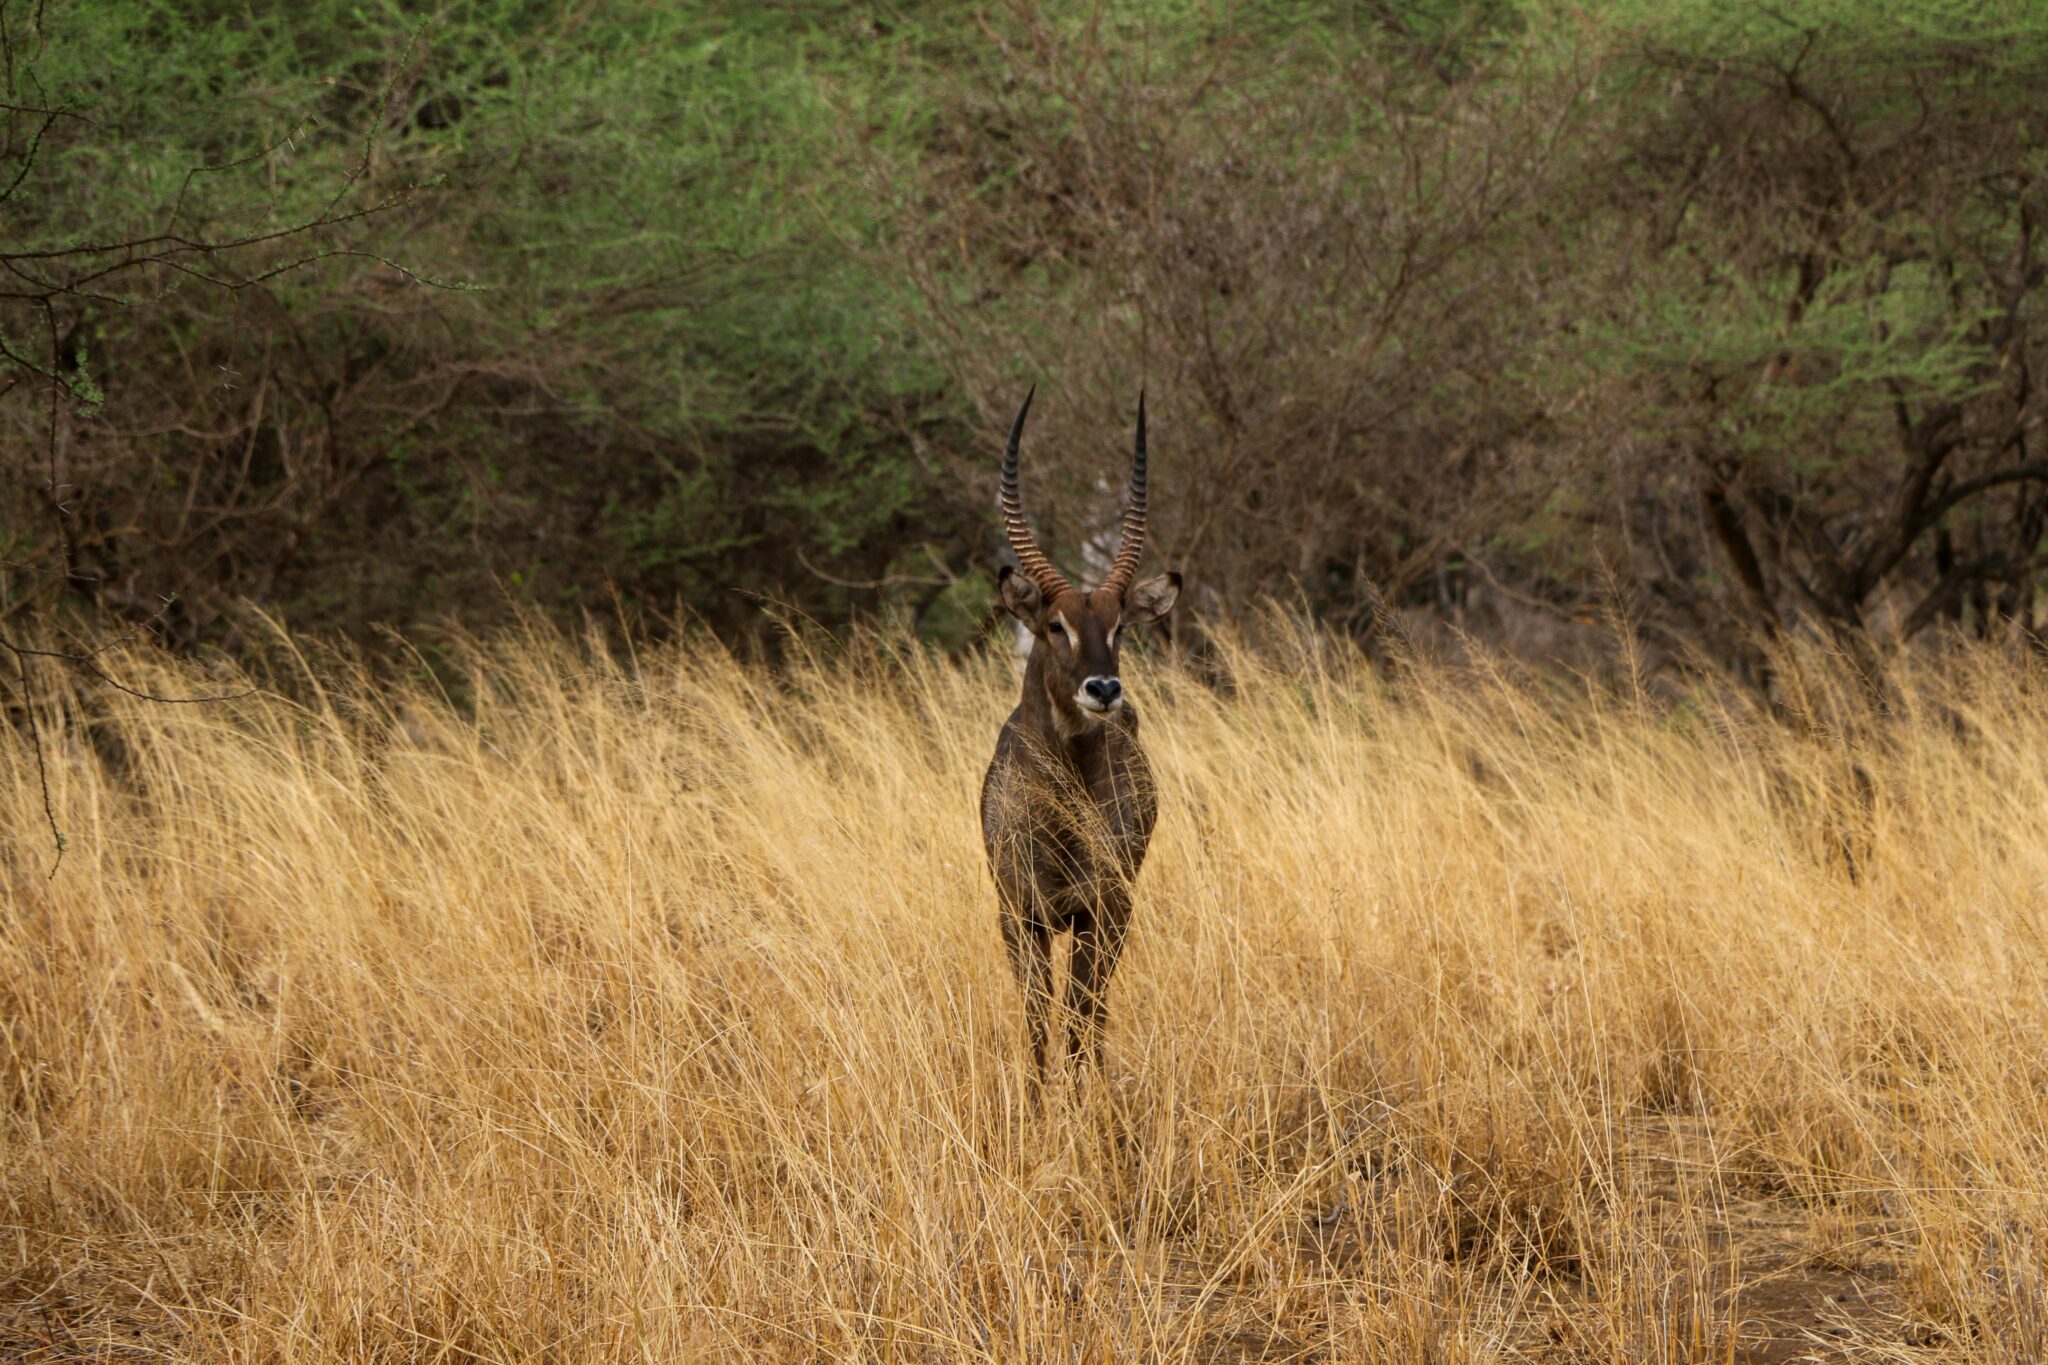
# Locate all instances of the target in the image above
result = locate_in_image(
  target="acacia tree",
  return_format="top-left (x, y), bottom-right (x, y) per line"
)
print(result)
top-left (0, 1), bottom-right (445, 867)
top-left (879, 5), bottom-right (1586, 633)
top-left (1537, 6), bottom-right (2048, 688)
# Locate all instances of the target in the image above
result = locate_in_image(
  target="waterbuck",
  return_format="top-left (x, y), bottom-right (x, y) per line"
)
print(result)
top-left (979, 387), bottom-right (1181, 1084)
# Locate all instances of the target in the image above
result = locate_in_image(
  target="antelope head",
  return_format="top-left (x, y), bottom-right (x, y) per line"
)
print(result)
top-left (996, 386), bottom-right (1181, 726)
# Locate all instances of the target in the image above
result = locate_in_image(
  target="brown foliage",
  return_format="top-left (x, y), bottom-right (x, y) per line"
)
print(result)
top-left (886, 11), bottom-right (1586, 632)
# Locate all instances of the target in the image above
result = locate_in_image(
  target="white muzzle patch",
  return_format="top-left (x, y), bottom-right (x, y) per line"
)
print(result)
top-left (1074, 676), bottom-right (1125, 717)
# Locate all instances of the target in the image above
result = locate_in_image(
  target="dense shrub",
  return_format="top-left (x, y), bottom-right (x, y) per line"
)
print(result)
top-left (2, 0), bottom-right (2043, 678)
top-left (0, 1), bottom-right (978, 647)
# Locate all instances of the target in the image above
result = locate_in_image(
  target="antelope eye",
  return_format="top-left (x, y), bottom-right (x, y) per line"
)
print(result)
top-left (1046, 620), bottom-right (1066, 638)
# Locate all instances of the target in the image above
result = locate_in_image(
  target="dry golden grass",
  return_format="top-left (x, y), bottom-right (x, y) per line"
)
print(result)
top-left (4, 622), bottom-right (2047, 1362)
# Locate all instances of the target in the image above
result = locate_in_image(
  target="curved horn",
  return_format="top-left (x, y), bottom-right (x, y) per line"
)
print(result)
top-left (1099, 389), bottom-right (1148, 598)
top-left (999, 385), bottom-right (1072, 598)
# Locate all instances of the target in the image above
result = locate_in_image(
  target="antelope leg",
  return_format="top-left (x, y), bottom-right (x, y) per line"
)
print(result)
top-left (1001, 905), bottom-right (1054, 1088)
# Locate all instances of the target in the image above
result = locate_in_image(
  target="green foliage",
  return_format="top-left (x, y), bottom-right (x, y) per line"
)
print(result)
top-left (4, 0), bottom-right (2044, 659)
top-left (5, 0), bottom-right (988, 639)
top-left (1597, 0), bottom-right (2048, 50)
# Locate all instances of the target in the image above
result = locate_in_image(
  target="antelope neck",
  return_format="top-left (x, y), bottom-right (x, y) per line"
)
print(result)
top-left (1017, 644), bottom-right (1117, 769)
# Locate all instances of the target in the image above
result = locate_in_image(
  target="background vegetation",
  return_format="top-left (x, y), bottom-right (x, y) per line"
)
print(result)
top-left (2, 0), bottom-right (2042, 672)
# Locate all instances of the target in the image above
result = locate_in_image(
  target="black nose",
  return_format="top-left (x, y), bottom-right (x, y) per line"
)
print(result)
top-left (1084, 677), bottom-right (1122, 705)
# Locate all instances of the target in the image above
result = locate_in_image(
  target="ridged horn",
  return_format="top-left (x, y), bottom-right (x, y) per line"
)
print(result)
top-left (999, 385), bottom-right (1072, 598)
top-left (1099, 389), bottom-right (1148, 599)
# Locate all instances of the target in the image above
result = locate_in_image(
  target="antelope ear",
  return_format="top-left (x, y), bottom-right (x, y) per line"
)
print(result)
top-left (998, 565), bottom-right (1045, 625)
top-left (1123, 572), bottom-right (1181, 625)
